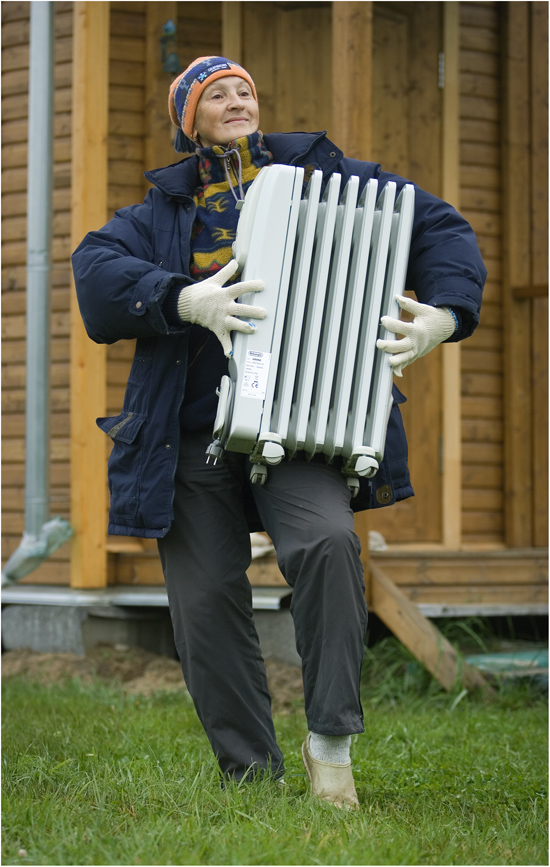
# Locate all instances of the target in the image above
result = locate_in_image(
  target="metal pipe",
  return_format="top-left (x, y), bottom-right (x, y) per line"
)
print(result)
top-left (26, 0), bottom-right (54, 535)
top-left (2, 1), bottom-right (72, 583)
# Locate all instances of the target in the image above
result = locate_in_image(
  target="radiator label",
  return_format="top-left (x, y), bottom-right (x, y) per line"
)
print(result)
top-left (241, 350), bottom-right (271, 400)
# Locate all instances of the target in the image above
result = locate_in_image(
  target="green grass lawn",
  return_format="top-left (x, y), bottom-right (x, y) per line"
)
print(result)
top-left (2, 633), bottom-right (548, 866)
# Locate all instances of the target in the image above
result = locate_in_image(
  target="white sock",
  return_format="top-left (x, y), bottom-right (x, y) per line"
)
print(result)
top-left (308, 732), bottom-right (351, 764)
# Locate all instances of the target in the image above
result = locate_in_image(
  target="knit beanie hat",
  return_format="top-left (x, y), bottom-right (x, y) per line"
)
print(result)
top-left (169, 56), bottom-right (258, 152)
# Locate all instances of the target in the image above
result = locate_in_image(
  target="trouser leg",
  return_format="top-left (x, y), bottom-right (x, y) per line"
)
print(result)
top-left (157, 432), bottom-right (283, 780)
top-left (251, 458), bottom-right (368, 735)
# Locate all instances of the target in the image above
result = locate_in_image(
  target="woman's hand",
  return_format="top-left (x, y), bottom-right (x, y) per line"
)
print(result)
top-left (177, 260), bottom-right (266, 357)
top-left (376, 295), bottom-right (457, 377)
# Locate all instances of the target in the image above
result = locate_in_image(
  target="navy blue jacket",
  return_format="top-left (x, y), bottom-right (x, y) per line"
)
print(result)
top-left (72, 131), bottom-right (486, 538)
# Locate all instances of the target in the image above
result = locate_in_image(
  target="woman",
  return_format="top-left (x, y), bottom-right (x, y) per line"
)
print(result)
top-left (73, 56), bottom-right (486, 809)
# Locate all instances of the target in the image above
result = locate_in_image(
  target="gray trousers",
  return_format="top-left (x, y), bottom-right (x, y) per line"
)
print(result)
top-left (158, 430), bottom-right (368, 780)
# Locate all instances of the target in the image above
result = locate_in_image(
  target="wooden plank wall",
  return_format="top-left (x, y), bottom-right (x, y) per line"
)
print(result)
top-left (370, 548), bottom-right (548, 609)
top-left (2, 1), bottom-right (545, 592)
top-left (241, 3), bottom-right (332, 136)
top-left (367, 2), bottom-right (445, 546)
top-left (177, 1), bottom-right (222, 70)
top-left (458, 2), bottom-right (504, 546)
top-left (2, 1), bottom-right (31, 569)
top-left (503, 1), bottom-right (548, 549)
top-left (2, 1), bottom-right (73, 584)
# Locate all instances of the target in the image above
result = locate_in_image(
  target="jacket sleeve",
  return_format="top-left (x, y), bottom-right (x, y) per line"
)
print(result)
top-left (337, 157), bottom-right (487, 342)
top-left (376, 168), bottom-right (487, 342)
top-left (71, 190), bottom-right (194, 345)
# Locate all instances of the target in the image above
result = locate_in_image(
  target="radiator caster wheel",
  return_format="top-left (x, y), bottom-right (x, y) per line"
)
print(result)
top-left (250, 464), bottom-right (268, 485)
top-left (346, 477), bottom-right (360, 498)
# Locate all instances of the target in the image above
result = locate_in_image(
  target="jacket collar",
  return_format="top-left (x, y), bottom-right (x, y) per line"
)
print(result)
top-left (144, 131), bottom-right (344, 201)
top-left (265, 130), bottom-right (343, 170)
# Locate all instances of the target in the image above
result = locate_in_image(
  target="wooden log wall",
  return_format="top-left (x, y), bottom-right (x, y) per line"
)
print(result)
top-left (240, 3), bottom-right (332, 137)
top-left (2, 2), bottom-right (31, 567)
top-left (502, 2), bottom-right (548, 551)
top-left (1, 1), bottom-right (546, 594)
top-left (2, 1), bottom-right (73, 584)
top-left (177, 1), bottom-right (221, 69)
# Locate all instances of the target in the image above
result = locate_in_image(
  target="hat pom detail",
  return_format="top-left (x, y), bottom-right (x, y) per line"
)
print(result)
top-left (174, 128), bottom-right (197, 153)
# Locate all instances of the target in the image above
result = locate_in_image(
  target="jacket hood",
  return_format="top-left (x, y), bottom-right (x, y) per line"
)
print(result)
top-left (144, 130), bottom-right (344, 200)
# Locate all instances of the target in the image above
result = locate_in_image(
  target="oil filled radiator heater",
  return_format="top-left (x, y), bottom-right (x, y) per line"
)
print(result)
top-left (207, 164), bottom-right (415, 496)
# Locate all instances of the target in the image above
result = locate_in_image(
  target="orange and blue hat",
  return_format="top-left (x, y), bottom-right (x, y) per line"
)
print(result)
top-left (169, 56), bottom-right (258, 151)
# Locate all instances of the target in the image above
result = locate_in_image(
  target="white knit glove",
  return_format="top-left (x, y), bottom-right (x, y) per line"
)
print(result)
top-left (376, 295), bottom-right (457, 377)
top-left (177, 260), bottom-right (266, 358)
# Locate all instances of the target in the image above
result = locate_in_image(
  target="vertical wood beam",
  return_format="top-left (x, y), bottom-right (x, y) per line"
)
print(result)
top-left (332, 2), bottom-right (373, 573)
top-left (145, 2), bottom-right (179, 172)
top-left (70, 1), bottom-right (110, 587)
top-left (441, 2), bottom-right (462, 549)
top-left (331, 1), bottom-right (373, 160)
top-left (502, 2), bottom-right (533, 546)
top-left (222, 2), bottom-right (243, 63)
top-left (532, 296), bottom-right (549, 547)
top-left (530, 2), bottom-right (548, 547)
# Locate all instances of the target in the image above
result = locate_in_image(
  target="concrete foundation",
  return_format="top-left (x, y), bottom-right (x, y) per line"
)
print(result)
top-left (253, 609), bottom-right (301, 666)
top-left (1, 603), bottom-right (300, 667)
top-left (2, 605), bottom-right (89, 655)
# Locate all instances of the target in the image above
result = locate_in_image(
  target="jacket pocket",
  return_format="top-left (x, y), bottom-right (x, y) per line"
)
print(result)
top-left (96, 412), bottom-right (147, 519)
top-left (96, 411), bottom-right (147, 443)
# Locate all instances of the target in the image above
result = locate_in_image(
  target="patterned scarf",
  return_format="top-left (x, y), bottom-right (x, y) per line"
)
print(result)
top-left (190, 131), bottom-right (273, 281)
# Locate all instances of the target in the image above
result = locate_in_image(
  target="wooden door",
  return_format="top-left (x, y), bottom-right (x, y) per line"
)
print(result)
top-left (241, 2), bottom-right (332, 135)
top-left (367, 2), bottom-right (445, 544)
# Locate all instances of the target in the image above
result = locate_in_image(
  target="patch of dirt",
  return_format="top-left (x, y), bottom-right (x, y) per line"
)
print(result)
top-left (265, 659), bottom-right (304, 715)
top-left (1, 644), bottom-right (304, 712)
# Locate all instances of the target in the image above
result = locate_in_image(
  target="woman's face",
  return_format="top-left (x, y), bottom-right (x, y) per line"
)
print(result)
top-left (193, 75), bottom-right (260, 148)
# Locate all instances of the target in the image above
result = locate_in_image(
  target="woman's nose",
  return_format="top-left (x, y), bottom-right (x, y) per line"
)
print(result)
top-left (227, 93), bottom-right (245, 110)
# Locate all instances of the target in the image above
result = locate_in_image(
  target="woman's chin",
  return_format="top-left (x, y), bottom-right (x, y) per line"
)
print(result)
top-left (222, 123), bottom-right (257, 142)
